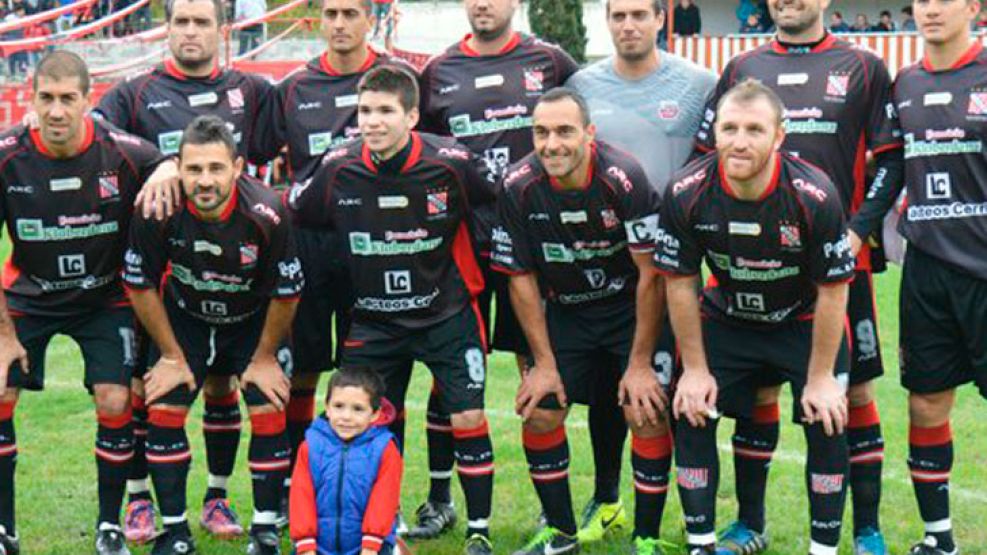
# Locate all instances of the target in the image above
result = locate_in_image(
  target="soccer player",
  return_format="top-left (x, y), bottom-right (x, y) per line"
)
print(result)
top-left (659, 80), bottom-right (853, 555)
top-left (288, 65), bottom-right (497, 555)
top-left (0, 50), bottom-right (166, 555)
top-left (415, 0), bottom-right (579, 539)
top-left (492, 88), bottom-right (668, 555)
top-left (692, 1), bottom-right (904, 552)
top-left (94, 0), bottom-right (280, 540)
top-left (565, 1), bottom-right (714, 541)
top-left (123, 115), bottom-right (302, 555)
top-left (850, 1), bottom-right (986, 553)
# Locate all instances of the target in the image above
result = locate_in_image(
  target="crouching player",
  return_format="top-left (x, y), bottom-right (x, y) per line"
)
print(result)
top-left (290, 366), bottom-right (403, 555)
top-left (123, 115), bottom-right (304, 555)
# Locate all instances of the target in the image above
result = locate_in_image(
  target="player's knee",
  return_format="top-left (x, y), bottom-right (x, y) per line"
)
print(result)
top-left (626, 415), bottom-right (669, 438)
top-left (755, 384), bottom-right (782, 405)
top-left (847, 380), bottom-right (875, 407)
top-left (0, 389), bottom-right (19, 405)
top-left (520, 408), bottom-right (566, 434)
top-left (908, 390), bottom-right (954, 427)
top-left (203, 373), bottom-right (237, 397)
top-left (450, 409), bottom-right (486, 431)
top-left (93, 384), bottom-right (131, 415)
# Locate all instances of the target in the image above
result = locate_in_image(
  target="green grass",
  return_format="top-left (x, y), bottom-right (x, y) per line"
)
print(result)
top-left (11, 267), bottom-right (987, 554)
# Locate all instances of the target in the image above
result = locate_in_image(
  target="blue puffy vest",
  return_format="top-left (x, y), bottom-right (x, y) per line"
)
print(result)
top-left (306, 417), bottom-right (397, 555)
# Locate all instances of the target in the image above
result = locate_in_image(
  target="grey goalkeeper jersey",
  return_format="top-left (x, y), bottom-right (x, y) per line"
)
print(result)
top-left (567, 53), bottom-right (716, 195)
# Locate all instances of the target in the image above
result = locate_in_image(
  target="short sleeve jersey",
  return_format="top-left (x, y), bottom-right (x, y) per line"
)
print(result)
top-left (0, 118), bottom-right (163, 316)
top-left (273, 48), bottom-right (415, 181)
top-left (95, 60), bottom-right (278, 163)
top-left (567, 53), bottom-right (716, 193)
top-left (123, 176), bottom-right (302, 324)
top-left (419, 33), bottom-right (579, 184)
top-left (655, 152), bottom-right (854, 326)
top-left (491, 140), bottom-right (659, 307)
top-left (694, 35), bottom-right (901, 244)
top-left (287, 132), bottom-right (495, 329)
top-left (892, 42), bottom-right (987, 280)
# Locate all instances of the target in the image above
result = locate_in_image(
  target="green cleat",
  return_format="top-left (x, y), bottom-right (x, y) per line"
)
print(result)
top-left (575, 499), bottom-right (627, 544)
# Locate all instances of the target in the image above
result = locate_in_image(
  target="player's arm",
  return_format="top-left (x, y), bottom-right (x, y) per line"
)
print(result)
top-left (289, 441), bottom-right (319, 555)
top-left (0, 284), bottom-right (28, 397)
top-left (286, 155), bottom-right (338, 228)
top-left (360, 441), bottom-right (404, 553)
top-left (803, 281), bottom-right (850, 436)
top-left (621, 251), bottom-right (667, 426)
top-left (509, 272), bottom-right (566, 420)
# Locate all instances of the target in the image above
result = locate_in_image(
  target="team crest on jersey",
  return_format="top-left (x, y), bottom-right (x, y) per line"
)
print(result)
top-left (600, 209), bottom-right (619, 229)
top-left (658, 100), bottom-right (680, 120)
top-left (523, 68), bottom-right (545, 94)
top-left (240, 243), bottom-right (259, 267)
top-left (227, 88), bottom-right (245, 110)
top-left (427, 190), bottom-right (448, 216)
top-left (967, 92), bottom-right (987, 115)
top-left (98, 173), bottom-right (119, 200)
top-left (825, 73), bottom-right (850, 98)
top-left (779, 223), bottom-right (801, 248)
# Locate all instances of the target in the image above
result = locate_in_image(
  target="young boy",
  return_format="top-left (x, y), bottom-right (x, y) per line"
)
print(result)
top-left (290, 367), bottom-right (403, 555)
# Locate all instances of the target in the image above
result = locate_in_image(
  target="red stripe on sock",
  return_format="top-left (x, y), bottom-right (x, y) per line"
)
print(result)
top-left (286, 393), bottom-right (316, 423)
top-left (632, 433), bottom-right (672, 459)
top-left (522, 426), bottom-right (566, 451)
top-left (148, 407), bottom-right (188, 428)
top-left (909, 423), bottom-right (952, 447)
top-left (752, 402), bottom-right (780, 424)
top-left (250, 411), bottom-right (287, 435)
top-left (0, 401), bottom-right (15, 421)
top-left (204, 390), bottom-right (239, 406)
top-left (97, 408), bottom-right (133, 429)
top-left (453, 419), bottom-right (489, 440)
top-left (848, 401), bottom-right (880, 429)
top-left (131, 395), bottom-right (146, 411)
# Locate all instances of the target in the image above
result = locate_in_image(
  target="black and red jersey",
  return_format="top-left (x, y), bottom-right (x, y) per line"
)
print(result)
top-left (694, 34), bottom-right (901, 269)
top-left (882, 42), bottom-right (987, 280)
top-left (287, 132), bottom-right (495, 329)
top-left (655, 152), bottom-right (854, 326)
top-left (491, 140), bottom-right (659, 308)
top-left (272, 48), bottom-right (415, 181)
top-left (419, 32), bottom-right (579, 184)
top-left (0, 117), bottom-right (163, 316)
top-left (95, 60), bottom-right (278, 164)
top-left (123, 175), bottom-right (302, 325)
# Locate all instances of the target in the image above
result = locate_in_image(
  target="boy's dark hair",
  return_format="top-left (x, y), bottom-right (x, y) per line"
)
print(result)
top-left (327, 367), bottom-right (386, 410)
top-left (357, 64), bottom-right (420, 112)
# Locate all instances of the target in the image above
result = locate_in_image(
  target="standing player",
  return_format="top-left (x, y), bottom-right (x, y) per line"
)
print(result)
top-left (95, 0), bottom-right (280, 541)
top-left (692, 1), bottom-right (904, 552)
top-left (123, 116), bottom-right (302, 555)
top-left (415, 0), bottom-right (579, 539)
top-left (660, 80), bottom-right (853, 555)
top-left (492, 89), bottom-right (669, 555)
top-left (288, 65), bottom-right (497, 555)
top-left (0, 51), bottom-right (165, 555)
top-left (850, 1), bottom-right (986, 553)
top-left (565, 0), bottom-right (714, 542)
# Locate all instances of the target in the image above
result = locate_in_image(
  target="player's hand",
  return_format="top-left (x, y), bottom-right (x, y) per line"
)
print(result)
top-left (21, 111), bottom-right (39, 129)
top-left (515, 364), bottom-right (566, 420)
top-left (135, 159), bottom-right (181, 220)
top-left (144, 356), bottom-right (195, 404)
top-left (801, 374), bottom-right (848, 436)
top-left (0, 331), bottom-right (28, 398)
top-left (618, 365), bottom-right (667, 427)
top-left (241, 354), bottom-right (291, 410)
top-left (849, 230), bottom-right (863, 257)
top-left (672, 368), bottom-right (717, 428)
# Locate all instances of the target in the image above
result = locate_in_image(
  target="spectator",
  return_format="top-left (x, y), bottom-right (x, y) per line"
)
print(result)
top-left (901, 6), bottom-right (916, 31)
top-left (735, 0), bottom-right (757, 30)
top-left (852, 13), bottom-right (870, 32)
top-left (739, 11), bottom-right (761, 33)
top-left (3, 3), bottom-right (29, 77)
top-left (371, 0), bottom-right (395, 41)
top-left (56, 0), bottom-right (75, 33)
top-left (830, 10), bottom-right (850, 33)
top-left (755, 0), bottom-right (773, 31)
top-left (235, 0), bottom-right (266, 56)
top-left (873, 10), bottom-right (895, 32)
top-left (674, 0), bottom-right (701, 36)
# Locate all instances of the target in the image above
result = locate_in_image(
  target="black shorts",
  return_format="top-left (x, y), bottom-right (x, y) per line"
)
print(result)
top-left (535, 300), bottom-right (674, 409)
top-left (476, 266), bottom-right (527, 355)
top-left (291, 229), bottom-right (352, 375)
top-left (700, 317), bottom-right (849, 422)
top-left (7, 306), bottom-right (136, 391)
top-left (900, 247), bottom-right (987, 397)
top-left (341, 302), bottom-right (487, 414)
top-left (150, 300), bottom-right (292, 406)
top-left (847, 270), bottom-right (884, 385)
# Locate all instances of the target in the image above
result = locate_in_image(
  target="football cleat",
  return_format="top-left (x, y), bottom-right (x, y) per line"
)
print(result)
top-left (123, 499), bottom-right (157, 544)
top-left (576, 498), bottom-right (627, 543)
top-left (405, 501), bottom-right (457, 539)
top-left (200, 498), bottom-right (244, 538)
top-left (513, 527), bottom-right (579, 555)
top-left (95, 523), bottom-right (130, 555)
top-left (715, 521), bottom-right (768, 554)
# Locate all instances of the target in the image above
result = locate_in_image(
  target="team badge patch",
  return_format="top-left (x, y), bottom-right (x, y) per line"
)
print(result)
top-left (523, 69), bottom-right (544, 93)
top-left (427, 191), bottom-right (448, 215)
top-left (658, 100), bottom-right (680, 120)
top-left (677, 467), bottom-right (709, 490)
top-left (779, 224), bottom-right (801, 248)
top-left (600, 209), bottom-right (619, 229)
top-left (98, 174), bottom-right (119, 199)
top-left (810, 473), bottom-right (845, 494)
top-left (227, 88), bottom-right (245, 110)
top-left (826, 74), bottom-right (849, 98)
top-left (967, 92), bottom-right (987, 115)
top-left (240, 243), bottom-right (259, 266)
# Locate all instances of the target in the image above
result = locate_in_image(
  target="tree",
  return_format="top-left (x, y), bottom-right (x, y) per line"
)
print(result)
top-left (528, 0), bottom-right (587, 64)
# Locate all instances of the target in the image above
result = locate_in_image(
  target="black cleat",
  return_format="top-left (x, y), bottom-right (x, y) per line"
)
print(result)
top-left (246, 528), bottom-right (281, 555)
top-left (95, 524), bottom-right (130, 555)
top-left (908, 537), bottom-right (958, 555)
top-left (0, 526), bottom-right (19, 555)
top-left (151, 525), bottom-right (196, 555)
top-left (405, 501), bottom-right (457, 539)
top-left (464, 533), bottom-right (494, 555)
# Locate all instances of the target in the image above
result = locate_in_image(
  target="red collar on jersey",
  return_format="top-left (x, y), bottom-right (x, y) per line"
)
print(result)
top-left (922, 40), bottom-right (984, 73)
top-left (361, 131), bottom-right (423, 174)
top-left (163, 59), bottom-right (222, 81)
top-left (770, 32), bottom-right (837, 55)
top-left (185, 180), bottom-right (239, 222)
top-left (320, 47), bottom-right (378, 76)
top-left (717, 153), bottom-right (781, 202)
top-left (548, 141), bottom-right (598, 192)
top-left (30, 115), bottom-right (95, 159)
top-left (459, 31), bottom-right (521, 57)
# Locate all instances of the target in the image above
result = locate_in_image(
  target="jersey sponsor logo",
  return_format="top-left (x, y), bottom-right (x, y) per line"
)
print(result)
top-left (657, 100), bottom-right (680, 120)
top-left (541, 240), bottom-right (625, 263)
top-left (903, 133), bottom-right (983, 159)
top-left (240, 242), bottom-right (259, 267)
top-left (278, 257), bottom-right (303, 280)
top-left (308, 132), bottom-right (334, 156)
top-left (485, 104), bottom-right (528, 120)
top-left (158, 130), bottom-right (183, 155)
top-left (626, 214), bottom-right (658, 245)
top-left (202, 300), bottom-right (228, 317)
top-left (557, 276), bottom-right (628, 304)
top-left (504, 163), bottom-right (532, 186)
top-left (252, 203), bottom-right (282, 224)
top-left (58, 254), bottom-right (86, 277)
top-left (427, 191), bottom-right (448, 216)
top-left (348, 231), bottom-right (444, 256)
top-left (16, 217), bottom-right (118, 241)
top-left (583, 268), bottom-right (606, 289)
top-left (194, 240), bottom-right (223, 256)
top-left (147, 100), bottom-right (171, 110)
top-left (968, 92), bottom-right (987, 115)
top-left (825, 73), bottom-right (850, 98)
top-left (793, 178), bottom-right (827, 202)
top-left (492, 225), bottom-right (512, 246)
top-left (6, 185), bottom-right (32, 194)
top-left (31, 273), bottom-right (115, 292)
top-left (709, 250), bottom-right (799, 282)
top-left (99, 174), bottom-right (120, 200)
top-left (785, 119), bottom-right (838, 135)
top-left (735, 292), bottom-right (765, 312)
top-left (438, 147), bottom-right (470, 161)
top-left (671, 167), bottom-right (707, 196)
top-left (482, 147), bottom-right (510, 180)
top-left (448, 113), bottom-right (532, 138)
top-left (227, 88), bottom-right (245, 110)
top-left (779, 224), bottom-right (801, 248)
top-left (528, 212), bottom-right (550, 221)
top-left (334, 94), bottom-right (358, 108)
top-left (923, 92), bottom-right (953, 107)
top-left (810, 473), bottom-right (845, 495)
top-left (378, 195), bottom-right (410, 209)
top-left (523, 69), bottom-right (544, 93)
top-left (677, 467), bottom-right (709, 490)
top-left (188, 92), bottom-right (219, 107)
top-left (785, 107), bottom-right (823, 119)
top-left (600, 209), bottom-right (619, 229)
top-left (171, 263), bottom-right (252, 293)
top-left (0, 135), bottom-right (17, 148)
top-left (384, 270), bottom-right (411, 294)
top-left (776, 73), bottom-right (809, 86)
top-left (606, 165), bottom-right (634, 193)
top-left (823, 233), bottom-right (852, 260)
top-left (694, 222), bottom-right (718, 232)
top-left (907, 201), bottom-right (987, 222)
top-left (384, 228), bottom-right (429, 241)
top-left (298, 101), bottom-right (322, 110)
top-left (728, 222), bottom-right (761, 236)
top-left (438, 83), bottom-right (460, 95)
top-left (337, 196), bottom-right (362, 207)
top-left (474, 74), bottom-right (505, 89)
top-left (559, 210), bottom-right (588, 224)
top-left (926, 128), bottom-right (966, 141)
top-left (354, 288), bottom-right (441, 312)
top-left (926, 172), bottom-right (952, 200)
top-left (49, 177), bottom-right (82, 191)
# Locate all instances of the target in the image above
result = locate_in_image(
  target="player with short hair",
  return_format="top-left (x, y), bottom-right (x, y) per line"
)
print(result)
top-left (660, 80), bottom-right (853, 555)
top-left (493, 87), bottom-right (669, 555)
top-left (564, 1), bottom-right (715, 543)
top-left (95, 0), bottom-right (282, 541)
top-left (414, 0), bottom-right (580, 539)
top-left (692, 1), bottom-right (904, 552)
top-left (123, 115), bottom-right (303, 555)
top-left (849, 1), bottom-right (987, 553)
top-left (288, 64), bottom-right (497, 555)
top-left (0, 50), bottom-right (166, 555)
